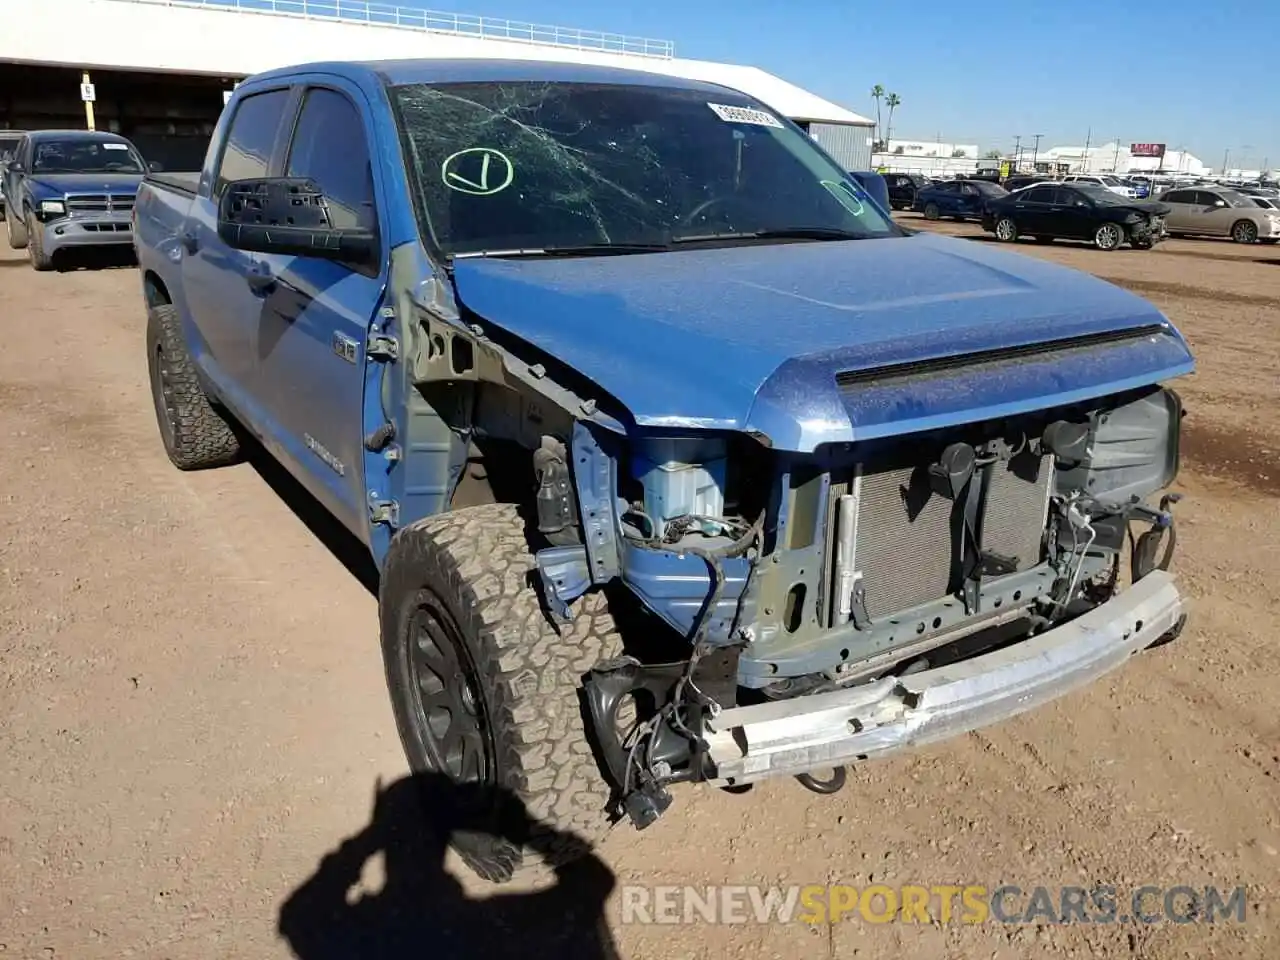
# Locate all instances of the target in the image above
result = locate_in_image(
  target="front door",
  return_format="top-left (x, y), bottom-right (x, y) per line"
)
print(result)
top-left (1053, 186), bottom-right (1095, 240)
top-left (250, 81), bottom-right (385, 537)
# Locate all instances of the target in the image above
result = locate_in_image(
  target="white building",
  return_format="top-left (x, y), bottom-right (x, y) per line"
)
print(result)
top-left (1039, 142), bottom-right (1210, 177)
top-left (0, 0), bottom-right (875, 168)
top-left (883, 138), bottom-right (981, 160)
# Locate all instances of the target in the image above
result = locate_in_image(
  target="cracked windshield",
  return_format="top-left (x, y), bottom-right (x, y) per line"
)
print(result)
top-left (391, 80), bottom-right (897, 256)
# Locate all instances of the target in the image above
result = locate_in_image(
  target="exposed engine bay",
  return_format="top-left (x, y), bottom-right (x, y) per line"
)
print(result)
top-left (565, 385), bottom-right (1185, 827)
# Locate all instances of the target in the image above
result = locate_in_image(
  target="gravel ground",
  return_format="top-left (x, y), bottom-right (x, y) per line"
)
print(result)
top-left (1, 223), bottom-right (1277, 959)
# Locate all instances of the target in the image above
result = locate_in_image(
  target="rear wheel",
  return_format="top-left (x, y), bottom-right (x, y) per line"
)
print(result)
top-left (1232, 220), bottom-right (1258, 244)
top-left (994, 217), bottom-right (1018, 242)
top-left (146, 303), bottom-right (242, 470)
top-left (25, 212), bottom-right (51, 270)
top-left (923, 202), bottom-right (940, 221)
top-left (1094, 222), bottom-right (1124, 251)
top-left (4, 204), bottom-right (27, 249)
top-left (380, 503), bottom-right (625, 880)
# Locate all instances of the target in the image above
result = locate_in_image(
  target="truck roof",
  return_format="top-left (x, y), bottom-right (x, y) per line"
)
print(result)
top-left (23, 129), bottom-right (134, 143)
top-left (248, 57), bottom-right (744, 97)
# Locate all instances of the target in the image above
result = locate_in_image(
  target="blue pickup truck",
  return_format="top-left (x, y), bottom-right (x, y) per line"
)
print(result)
top-left (134, 58), bottom-right (1193, 880)
top-left (4, 129), bottom-right (151, 270)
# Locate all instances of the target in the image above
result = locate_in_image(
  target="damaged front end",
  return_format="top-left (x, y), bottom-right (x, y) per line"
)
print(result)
top-left (542, 355), bottom-right (1191, 829)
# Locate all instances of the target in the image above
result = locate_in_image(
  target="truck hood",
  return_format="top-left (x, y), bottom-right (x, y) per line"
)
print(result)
top-left (451, 232), bottom-right (1194, 451)
top-left (26, 173), bottom-right (142, 197)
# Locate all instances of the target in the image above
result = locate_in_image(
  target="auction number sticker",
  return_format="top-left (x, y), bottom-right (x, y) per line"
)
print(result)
top-left (707, 103), bottom-right (784, 128)
top-left (103, 143), bottom-right (130, 150)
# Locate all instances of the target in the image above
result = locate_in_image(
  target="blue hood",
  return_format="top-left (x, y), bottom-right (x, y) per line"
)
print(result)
top-left (26, 173), bottom-right (142, 198)
top-left (451, 233), bottom-right (1194, 450)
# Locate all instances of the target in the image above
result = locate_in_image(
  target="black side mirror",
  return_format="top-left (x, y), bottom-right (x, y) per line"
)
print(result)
top-left (148, 160), bottom-right (163, 173)
top-left (217, 177), bottom-right (377, 264)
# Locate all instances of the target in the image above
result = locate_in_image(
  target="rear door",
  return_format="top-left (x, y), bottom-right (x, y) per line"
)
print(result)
top-left (1160, 189), bottom-right (1197, 231)
top-left (1008, 185), bottom-right (1051, 233)
top-left (250, 80), bottom-right (386, 536)
top-left (179, 86), bottom-right (295, 409)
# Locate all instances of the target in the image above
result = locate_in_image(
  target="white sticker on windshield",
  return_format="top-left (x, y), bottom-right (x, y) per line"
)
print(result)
top-left (707, 103), bottom-right (784, 128)
top-left (103, 143), bottom-right (129, 150)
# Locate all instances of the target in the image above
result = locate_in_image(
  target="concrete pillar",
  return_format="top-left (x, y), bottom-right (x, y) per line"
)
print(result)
top-left (81, 70), bottom-right (95, 131)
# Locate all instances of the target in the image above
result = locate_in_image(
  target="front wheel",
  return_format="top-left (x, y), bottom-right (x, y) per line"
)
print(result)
top-left (4, 204), bottom-right (27, 249)
top-left (1094, 222), bottom-right (1124, 251)
top-left (1232, 220), bottom-right (1259, 244)
top-left (379, 503), bottom-right (625, 881)
top-left (923, 202), bottom-right (940, 221)
top-left (994, 217), bottom-right (1018, 242)
top-left (25, 212), bottom-right (51, 270)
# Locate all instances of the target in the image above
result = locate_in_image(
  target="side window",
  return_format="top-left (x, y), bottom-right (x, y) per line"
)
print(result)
top-left (216, 89), bottom-right (290, 195)
top-left (284, 88), bottom-right (376, 232)
top-left (1193, 190), bottom-right (1220, 206)
top-left (1164, 190), bottom-right (1192, 204)
top-left (1023, 187), bottom-right (1051, 203)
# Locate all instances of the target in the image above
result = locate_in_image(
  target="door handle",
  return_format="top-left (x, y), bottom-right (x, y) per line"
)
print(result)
top-left (179, 229), bottom-right (198, 253)
top-left (245, 261), bottom-right (276, 296)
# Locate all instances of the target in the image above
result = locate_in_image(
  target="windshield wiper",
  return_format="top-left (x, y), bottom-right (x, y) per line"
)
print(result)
top-left (454, 242), bottom-right (671, 260)
top-left (670, 226), bottom-right (867, 244)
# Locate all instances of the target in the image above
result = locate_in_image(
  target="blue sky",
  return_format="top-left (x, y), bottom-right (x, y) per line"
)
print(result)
top-left (425, 0), bottom-right (1277, 170)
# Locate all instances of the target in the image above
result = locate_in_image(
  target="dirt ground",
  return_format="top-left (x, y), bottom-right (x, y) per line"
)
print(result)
top-left (1, 221), bottom-right (1277, 959)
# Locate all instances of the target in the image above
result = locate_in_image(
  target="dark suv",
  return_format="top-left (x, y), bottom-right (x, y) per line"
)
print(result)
top-left (883, 172), bottom-right (930, 210)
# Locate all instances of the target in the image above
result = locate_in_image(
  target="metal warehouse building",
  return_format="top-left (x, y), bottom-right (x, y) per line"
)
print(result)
top-left (0, 0), bottom-right (875, 172)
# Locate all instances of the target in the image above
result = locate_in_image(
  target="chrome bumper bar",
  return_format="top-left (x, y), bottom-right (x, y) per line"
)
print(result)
top-left (705, 571), bottom-right (1184, 785)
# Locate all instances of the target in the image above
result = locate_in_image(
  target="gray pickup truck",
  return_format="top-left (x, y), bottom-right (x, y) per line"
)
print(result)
top-left (3, 129), bottom-right (151, 270)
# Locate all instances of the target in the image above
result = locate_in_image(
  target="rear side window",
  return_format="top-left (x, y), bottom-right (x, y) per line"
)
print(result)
top-left (284, 88), bottom-right (377, 232)
top-left (215, 89), bottom-right (290, 195)
top-left (1164, 190), bottom-right (1193, 203)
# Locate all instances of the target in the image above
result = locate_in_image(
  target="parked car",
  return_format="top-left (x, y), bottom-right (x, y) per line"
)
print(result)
top-left (1004, 175), bottom-right (1052, 193)
top-left (882, 172), bottom-right (930, 210)
top-left (1117, 177), bottom-right (1151, 198)
top-left (912, 178), bottom-right (1009, 220)
top-left (0, 129), bottom-right (25, 215)
top-left (1063, 174), bottom-right (1138, 199)
top-left (3, 129), bottom-right (153, 269)
top-left (1157, 185), bottom-right (1280, 243)
top-left (1243, 195), bottom-right (1280, 211)
top-left (983, 182), bottom-right (1168, 251)
top-left (134, 58), bottom-right (1194, 880)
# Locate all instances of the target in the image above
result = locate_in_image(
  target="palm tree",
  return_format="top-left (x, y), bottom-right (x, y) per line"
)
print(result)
top-left (884, 92), bottom-right (901, 149)
top-left (870, 84), bottom-right (884, 149)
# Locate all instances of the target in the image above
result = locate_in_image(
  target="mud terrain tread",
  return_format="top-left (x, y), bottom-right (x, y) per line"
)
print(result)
top-left (5, 204), bottom-right (28, 249)
top-left (380, 503), bottom-right (623, 880)
top-left (146, 304), bottom-right (241, 470)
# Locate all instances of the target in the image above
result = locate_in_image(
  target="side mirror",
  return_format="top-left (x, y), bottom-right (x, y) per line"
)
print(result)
top-left (148, 160), bottom-right (164, 173)
top-left (217, 177), bottom-right (377, 264)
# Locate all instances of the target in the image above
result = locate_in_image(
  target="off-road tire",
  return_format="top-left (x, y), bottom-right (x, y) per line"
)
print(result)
top-left (923, 202), bottom-right (940, 221)
top-left (380, 503), bottom-right (625, 881)
top-left (25, 212), bottom-right (51, 270)
top-left (1231, 219), bottom-right (1258, 244)
top-left (4, 203), bottom-right (27, 249)
top-left (994, 217), bottom-right (1018, 242)
top-left (1094, 221), bottom-right (1124, 251)
top-left (146, 303), bottom-right (241, 470)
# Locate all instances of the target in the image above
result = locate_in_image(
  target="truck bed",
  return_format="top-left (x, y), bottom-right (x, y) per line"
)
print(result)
top-left (144, 171), bottom-right (200, 196)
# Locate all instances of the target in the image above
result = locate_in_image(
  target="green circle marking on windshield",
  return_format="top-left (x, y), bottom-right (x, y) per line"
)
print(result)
top-left (821, 180), bottom-right (866, 217)
top-left (441, 147), bottom-right (515, 196)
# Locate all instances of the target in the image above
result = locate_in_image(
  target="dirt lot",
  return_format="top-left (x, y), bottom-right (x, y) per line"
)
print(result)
top-left (1, 223), bottom-right (1277, 959)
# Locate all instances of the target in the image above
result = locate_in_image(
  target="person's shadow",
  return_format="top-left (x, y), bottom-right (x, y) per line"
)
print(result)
top-left (278, 771), bottom-right (620, 959)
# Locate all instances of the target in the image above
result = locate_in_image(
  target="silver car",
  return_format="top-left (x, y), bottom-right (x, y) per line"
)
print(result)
top-left (1158, 185), bottom-right (1280, 243)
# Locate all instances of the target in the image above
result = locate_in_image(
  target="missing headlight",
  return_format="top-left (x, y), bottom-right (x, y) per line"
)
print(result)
top-left (1056, 387), bottom-right (1182, 505)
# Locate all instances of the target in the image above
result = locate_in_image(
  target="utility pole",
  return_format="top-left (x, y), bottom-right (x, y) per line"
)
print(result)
top-left (1013, 135), bottom-right (1021, 172)
top-left (1031, 133), bottom-right (1043, 170)
top-left (1082, 127), bottom-right (1091, 173)
top-left (1222, 148), bottom-right (1230, 175)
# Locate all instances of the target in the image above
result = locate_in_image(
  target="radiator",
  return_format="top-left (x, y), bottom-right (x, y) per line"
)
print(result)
top-left (827, 451), bottom-right (1053, 624)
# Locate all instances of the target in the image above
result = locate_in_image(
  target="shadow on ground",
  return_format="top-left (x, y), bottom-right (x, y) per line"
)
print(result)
top-left (245, 442), bottom-right (381, 594)
top-left (278, 771), bottom-right (621, 960)
top-left (52, 246), bottom-right (138, 272)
